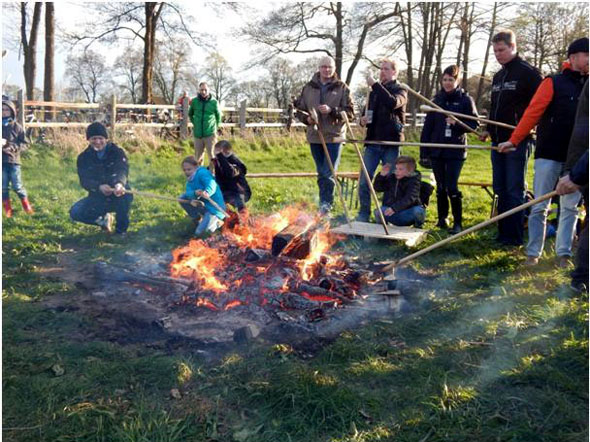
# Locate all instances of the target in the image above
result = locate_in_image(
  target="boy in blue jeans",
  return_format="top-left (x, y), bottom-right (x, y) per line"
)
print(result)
top-left (373, 155), bottom-right (425, 228)
top-left (2, 100), bottom-right (33, 217)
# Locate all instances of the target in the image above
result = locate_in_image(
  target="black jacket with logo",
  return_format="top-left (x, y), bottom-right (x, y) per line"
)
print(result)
top-left (420, 87), bottom-right (479, 160)
top-left (488, 55), bottom-right (542, 144)
top-left (76, 143), bottom-right (130, 195)
top-left (365, 79), bottom-right (408, 142)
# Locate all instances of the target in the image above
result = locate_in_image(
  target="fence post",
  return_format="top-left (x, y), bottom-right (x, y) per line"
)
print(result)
top-left (110, 95), bottom-right (117, 139)
top-left (411, 108), bottom-right (417, 129)
top-left (17, 89), bottom-right (25, 129)
top-left (181, 96), bottom-right (189, 139)
top-left (239, 99), bottom-right (247, 132)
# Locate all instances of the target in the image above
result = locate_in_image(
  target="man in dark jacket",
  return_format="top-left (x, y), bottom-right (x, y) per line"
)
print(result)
top-left (2, 99), bottom-right (33, 217)
top-left (480, 30), bottom-right (543, 246)
top-left (499, 37), bottom-right (588, 266)
top-left (373, 155), bottom-right (425, 228)
top-left (70, 122), bottom-right (133, 234)
top-left (357, 59), bottom-right (408, 222)
top-left (295, 55), bottom-right (355, 215)
top-left (212, 140), bottom-right (251, 214)
top-left (556, 80), bottom-right (589, 293)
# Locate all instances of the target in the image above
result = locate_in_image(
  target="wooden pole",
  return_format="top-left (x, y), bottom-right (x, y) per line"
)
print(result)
top-left (110, 95), bottom-right (117, 140)
top-left (180, 95), bottom-right (189, 139)
top-left (310, 108), bottom-right (352, 227)
top-left (239, 99), bottom-right (247, 132)
top-left (381, 190), bottom-right (559, 272)
top-left (420, 105), bottom-right (517, 130)
top-left (399, 83), bottom-right (477, 134)
top-left (341, 111), bottom-right (390, 235)
top-left (108, 187), bottom-right (203, 206)
top-left (199, 192), bottom-right (231, 218)
top-left (345, 139), bottom-right (504, 151)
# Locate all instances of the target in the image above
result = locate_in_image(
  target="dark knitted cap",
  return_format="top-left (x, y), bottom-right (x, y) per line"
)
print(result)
top-left (86, 121), bottom-right (108, 139)
top-left (568, 37), bottom-right (589, 56)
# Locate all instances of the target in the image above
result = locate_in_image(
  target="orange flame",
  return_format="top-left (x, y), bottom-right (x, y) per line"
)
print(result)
top-left (223, 299), bottom-right (243, 310)
top-left (170, 239), bottom-right (228, 292)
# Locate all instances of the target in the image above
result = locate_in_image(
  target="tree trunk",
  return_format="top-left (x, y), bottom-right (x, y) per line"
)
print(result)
top-left (141, 2), bottom-right (164, 104)
top-left (475, 3), bottom-right (497, 107)
top-left (21, 2), bottom-right (43, 100)
top-left (333, 2), bottom-right (343, 79)
top-left (44, 2), bottom-right (55, 120)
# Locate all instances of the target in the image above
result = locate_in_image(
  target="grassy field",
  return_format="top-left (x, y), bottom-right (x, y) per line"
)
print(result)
top-left (2, 130), bottom-right (588, 441)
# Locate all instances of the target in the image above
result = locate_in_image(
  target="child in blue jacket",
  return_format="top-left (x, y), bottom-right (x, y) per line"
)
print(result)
top-left (179, 155), bottom-right (226, 236)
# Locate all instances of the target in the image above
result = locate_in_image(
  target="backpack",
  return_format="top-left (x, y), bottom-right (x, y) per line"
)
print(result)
top-left (420, 181), bottom-right (434, 207)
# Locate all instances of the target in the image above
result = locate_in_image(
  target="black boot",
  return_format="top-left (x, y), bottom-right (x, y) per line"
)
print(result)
top-left (449, 192), bottom-right (463, 234)
top-left (436, 190), bottom-right (449, 228)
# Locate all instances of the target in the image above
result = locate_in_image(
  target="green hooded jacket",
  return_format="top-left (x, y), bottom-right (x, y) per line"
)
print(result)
top-left (188, 94), bottom-right (222, 138)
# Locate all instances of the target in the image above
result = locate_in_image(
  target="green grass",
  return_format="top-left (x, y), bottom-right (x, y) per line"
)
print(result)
top-left (3, 131), bottom-right (587, 441)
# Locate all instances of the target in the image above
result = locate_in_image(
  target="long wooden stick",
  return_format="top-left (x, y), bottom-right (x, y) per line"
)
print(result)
top-left (310, 109), bottom-right (353, 227)
top-left (381, 190), bottom-right (559, 272)
top-left (345, 139), bottom-right (504, 151)
top-left (199, 192), bottom-right (231, 218)
top-left (420, 105), bottom-right (517, 130)
top-left (399, 83), bottom-right (477, 134)
top-left (341, 111), bottom-right (390, 235)
top-left (107, 187), bottom-right (203, 207)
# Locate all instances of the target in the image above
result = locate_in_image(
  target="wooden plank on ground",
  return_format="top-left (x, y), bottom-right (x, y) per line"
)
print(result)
top-left (331, 221), bottom-right (428, 247)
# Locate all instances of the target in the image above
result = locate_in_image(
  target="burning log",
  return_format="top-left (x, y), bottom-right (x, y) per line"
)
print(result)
top-left (271, 223), bottom-right (318, 259)
top-left (282, 292), bottom-right (339, 310)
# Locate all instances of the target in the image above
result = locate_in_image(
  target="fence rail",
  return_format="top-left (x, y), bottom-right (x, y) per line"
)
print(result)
top-left (17, 90), bottom-right (431, 139)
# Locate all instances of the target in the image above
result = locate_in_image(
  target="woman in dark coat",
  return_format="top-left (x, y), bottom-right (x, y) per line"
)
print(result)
top-left (420, 65), bottom-right (479, 233)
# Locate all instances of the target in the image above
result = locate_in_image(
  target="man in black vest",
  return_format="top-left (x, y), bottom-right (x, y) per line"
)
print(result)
top-left (356, 58), bottom-right (407, 222)
top-left (499, 37), bottom-right (588, 266)
top-left (480, 30), bottom-right (543, 246)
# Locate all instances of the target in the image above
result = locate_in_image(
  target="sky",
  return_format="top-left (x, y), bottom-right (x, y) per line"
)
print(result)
top-left (1, 1), bottom-right (505, 99)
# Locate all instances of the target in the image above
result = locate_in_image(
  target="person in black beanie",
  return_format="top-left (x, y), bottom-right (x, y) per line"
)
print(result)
top-left (69, 122), bottom-right (133, 234)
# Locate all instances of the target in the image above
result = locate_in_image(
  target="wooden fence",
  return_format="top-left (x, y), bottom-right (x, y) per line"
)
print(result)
top-left (16, 89), bottom-right (428, 139)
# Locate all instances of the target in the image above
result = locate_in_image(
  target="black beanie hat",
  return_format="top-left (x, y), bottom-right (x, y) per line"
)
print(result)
top-left (86, 121), bottom-right (108, 139)
top-left (568, 37), bottom-right (589, 56)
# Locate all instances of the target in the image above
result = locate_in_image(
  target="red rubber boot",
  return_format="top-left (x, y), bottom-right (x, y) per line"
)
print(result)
top-left (21, 197), bottom-right (34, 214)
top-left (3, 199), bottom-right (13, 218)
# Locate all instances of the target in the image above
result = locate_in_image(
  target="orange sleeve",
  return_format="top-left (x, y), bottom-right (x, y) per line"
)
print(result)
top-left (509, 77), bottom-right (554, 146)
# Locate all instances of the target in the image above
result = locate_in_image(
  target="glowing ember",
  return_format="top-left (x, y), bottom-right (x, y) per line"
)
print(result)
top-left (168, 206), bottom-right (359, 314)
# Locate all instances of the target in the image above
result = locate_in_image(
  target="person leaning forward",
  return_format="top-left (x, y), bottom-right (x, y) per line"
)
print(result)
top-left (356, 58), bottom-right (407, 223)
top-left (479, 29), bottom-right (542, 246)
top-left (294, 55), bottom-right (354, 215)
top-left (69, 122), bottom-right (133, 234)
top-left (188, 82), bottom-right (222, 170)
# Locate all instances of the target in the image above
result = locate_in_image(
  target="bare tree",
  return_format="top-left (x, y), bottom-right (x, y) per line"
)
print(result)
top-left (66, 2), bottom-right (203, 103)
top-left (113, 46), bottom-right (143, 103)
top-left (43, 2), bottom-right (55, 112)
top-left (203, 52), bottom-right (234, 104)
top-left (240, 3), bottom-right (400, 85)
top-left (153, 38), bottom-right (191, 104)
top-left (475, 2), bottom-right (499, 108)
top-left (20, 2), bottom-right (43, 100)
top-left (66, 50), bottom-right (108, 103)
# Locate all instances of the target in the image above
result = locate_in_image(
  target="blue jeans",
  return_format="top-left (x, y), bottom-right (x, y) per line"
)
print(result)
top-left (70, 193), bottom-right (133, 233)
top-left (310, 142), bottom-right (342, 209)
top-left (431, 158), bottom-right (464, 197)
top-left (180, 201), bottom-right (222, 236)
top-left (526, 158), bottom-right (581, 257)
top-left (358, 145), bottom-right (400, 217)
top-left (2, 163), bottom-right (27, 200)
top-left (491, 139), bottom-right (532, 245)
top-left (375, 205), bottom-right (425, 228)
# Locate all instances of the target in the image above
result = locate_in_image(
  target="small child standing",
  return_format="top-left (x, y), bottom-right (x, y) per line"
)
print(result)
top-left (179, 155), bottom-right (227, 236)
top-left (212, 140), bottom-right (251, 217)
top-left (373, 155), bottom-right (425, 228)
top-left (2, 100), bottom-right (33, 217)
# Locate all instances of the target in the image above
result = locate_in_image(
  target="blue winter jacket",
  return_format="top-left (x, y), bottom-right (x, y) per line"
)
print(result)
top-left (180, 167), bottom-right (226, 219)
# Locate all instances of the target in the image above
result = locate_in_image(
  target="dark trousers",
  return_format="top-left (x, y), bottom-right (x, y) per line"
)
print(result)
top-left (310, 142), bottom-right (342, 208)
top-left (431, 158), bottom-right (464, 197)
top-left (70, 193), bottom-right (133, 233)
top-left (491, 139), bottom-right (532, 245)
top-left (571, 197), bottom-right (589, 288)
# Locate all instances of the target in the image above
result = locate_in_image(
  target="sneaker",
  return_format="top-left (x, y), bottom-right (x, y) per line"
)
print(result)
top-left (570, 280), bottom-right (588, 294)
top-left (96, 213), bottom-right (114, 233)
top-left (524, 256), bottom-right (539, 266)
top-left (319, 203), bottom-right (332, 216)
top-left (557, 256), bottom-right (572, 268)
